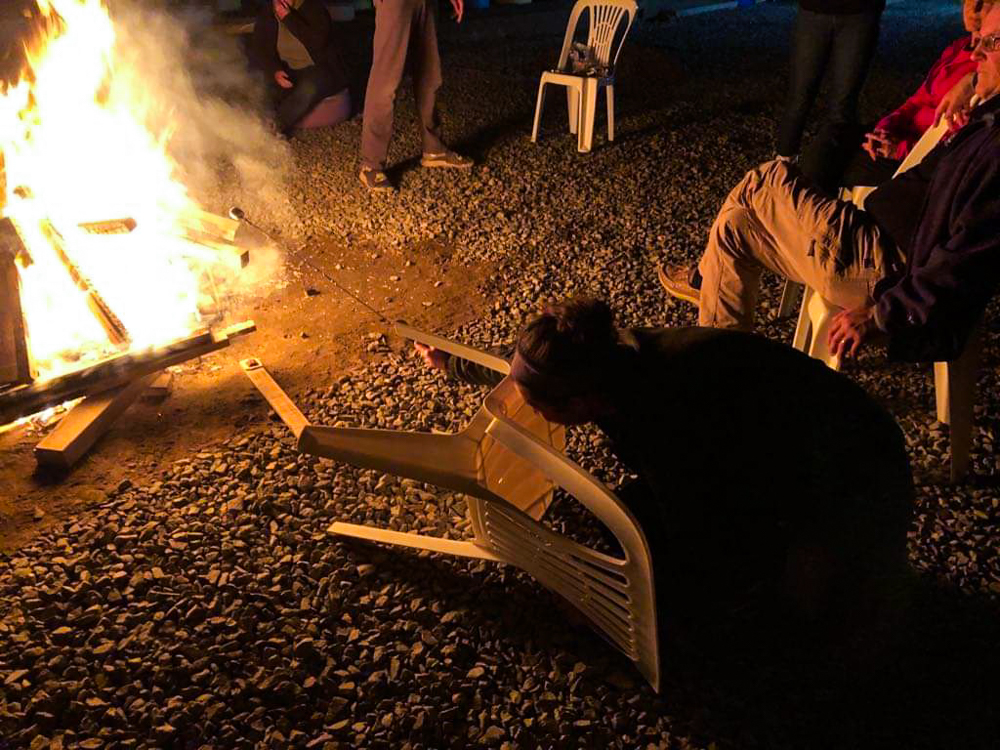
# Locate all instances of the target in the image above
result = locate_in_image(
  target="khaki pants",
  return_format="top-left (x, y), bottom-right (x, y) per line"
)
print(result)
top-left (698, 159), bottom-right (897, 330)
top-left (361, 0), bottom-right (445, 170)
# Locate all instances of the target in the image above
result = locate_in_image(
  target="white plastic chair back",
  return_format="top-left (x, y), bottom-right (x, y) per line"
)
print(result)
top-left (555, 0), bottom-right (638, 74)
top-left (897, 117), bottom-right (949, 174)
top-left (479, 381), bottom-right (660, 691)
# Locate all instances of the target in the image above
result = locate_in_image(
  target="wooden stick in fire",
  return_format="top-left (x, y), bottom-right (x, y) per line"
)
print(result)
top-left (39, 219), bottom-right (132, 348)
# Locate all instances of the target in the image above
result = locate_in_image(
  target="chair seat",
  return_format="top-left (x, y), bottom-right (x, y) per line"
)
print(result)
top-left (296, 89), bottom-right (351, 130)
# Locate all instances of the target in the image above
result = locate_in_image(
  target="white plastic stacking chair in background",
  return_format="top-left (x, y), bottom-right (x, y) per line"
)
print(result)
top-left (241, 326), bottom-right (662, 692)
top-left (531, 0), bottom-right (637, 153)
top-left (776, 117), bottom-right (952, 319)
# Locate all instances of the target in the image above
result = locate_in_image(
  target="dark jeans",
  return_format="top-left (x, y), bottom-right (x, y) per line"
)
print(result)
top-left (777, 7), bottom-right (882, 158)
top-left (839, 147), bottom-right (899, 189)
top-left (271, 65), bottom-right (346, 134)
top-left (799, 121), bottom-right (899, 195)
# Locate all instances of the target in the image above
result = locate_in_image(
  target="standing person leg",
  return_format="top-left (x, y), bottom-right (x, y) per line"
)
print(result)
top-left (411, 0), bottom-right (445, 156)
top-left (361, 0), bottom-right (416, 185)
top-left (800, 9), bottom-right (882, 191)
top-left (413, 0), bottom-right (473, 169)
top-left (825, 10), bottom-right (882, 135)
top-left (776, 9), bottom-right (835, 159)
top-left (697, 160), bottom-right (891, 330)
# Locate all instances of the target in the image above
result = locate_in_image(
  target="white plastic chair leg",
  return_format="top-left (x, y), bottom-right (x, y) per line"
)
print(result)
top-left (329, 522), bottom-right (503, 561)
top-left (578, 78), bottom-right (598, 153)
top-left (804, 289), bottom-right (841, 371)
top-left (567, 87), bottom-right (579, 136)
top-left (777, 279), bottom-right (803, 319)
top-left (934, 329), bottom-right (981, 482)
top-left (532, 80), bottom-right (547, 143)
top-left (791, 286), bottom-right (813, 352)
top-left (606, 83), bottom-right (615, 142)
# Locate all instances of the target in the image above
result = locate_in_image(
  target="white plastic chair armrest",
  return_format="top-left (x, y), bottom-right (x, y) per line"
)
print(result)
top-left (395, 322), bottom-right (511, 375)
top-left (298, 424), bottom-right (499, 501)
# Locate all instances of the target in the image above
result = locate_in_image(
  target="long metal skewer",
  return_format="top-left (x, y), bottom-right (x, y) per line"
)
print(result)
top-left (228, 206), bottom-right (394, 325)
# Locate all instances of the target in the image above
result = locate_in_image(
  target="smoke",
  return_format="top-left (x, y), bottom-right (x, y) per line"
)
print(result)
top-left (106, 0), bottom-right (303, 242)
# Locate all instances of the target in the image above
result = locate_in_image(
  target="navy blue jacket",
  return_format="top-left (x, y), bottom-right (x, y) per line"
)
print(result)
top-left (871, 94), bottom-right (1000, 362)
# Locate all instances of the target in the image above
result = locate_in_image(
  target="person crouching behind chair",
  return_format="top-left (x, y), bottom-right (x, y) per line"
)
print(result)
top-left (251, 0), bottom-right (350, 137)
top-left (416, 298), bottom-right (914, 646)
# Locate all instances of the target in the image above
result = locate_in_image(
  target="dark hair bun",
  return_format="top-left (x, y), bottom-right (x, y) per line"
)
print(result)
top-left (516, 298), bottom-right (619, 379)
top-left (546, 298), bottom-right (617, 349)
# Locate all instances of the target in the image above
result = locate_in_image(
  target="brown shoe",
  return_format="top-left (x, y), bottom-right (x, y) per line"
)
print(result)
top-left (359, 167), bottom-right (394, 191)
top-left (420, 150), bottom-right (473, 169)
top-left (657, 264), bottom-right (700, 306)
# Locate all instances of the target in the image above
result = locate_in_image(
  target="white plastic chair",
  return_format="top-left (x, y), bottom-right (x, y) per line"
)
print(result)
top-left (791, 291), bottom-right (981, 482)
top-left (531, 0), bottom-right (638, 153)
top-left (787, 117), bottom-right (979, 481)
top-left (241, 327), bottom-right (662, 692)
top-left (776, 117), bottom-right (952, 320)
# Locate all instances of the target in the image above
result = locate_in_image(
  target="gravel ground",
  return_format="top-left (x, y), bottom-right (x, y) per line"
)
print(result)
top-left (3, 1), bottom-right (1000, 748)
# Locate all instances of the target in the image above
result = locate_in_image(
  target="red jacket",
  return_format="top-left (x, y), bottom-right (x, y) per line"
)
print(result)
top-left (875, 36), bottom-right (977, 160)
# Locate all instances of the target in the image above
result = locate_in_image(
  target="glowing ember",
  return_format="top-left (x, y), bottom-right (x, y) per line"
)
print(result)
top-left (1, 0), bottom-right (247, 381)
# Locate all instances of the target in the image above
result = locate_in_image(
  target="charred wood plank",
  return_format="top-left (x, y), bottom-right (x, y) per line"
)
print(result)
top-left (0, 220), bottom-right (36, 387)
top-left (0, 321), bottom-right (255, 425)
top-left (38, 219), bottom-right (132, 347)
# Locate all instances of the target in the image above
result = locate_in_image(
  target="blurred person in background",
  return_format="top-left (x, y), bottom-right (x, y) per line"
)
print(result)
top-left (251, 0), bottom-right (349, 136)
top-left (358, 0), bottom-right (473, 191)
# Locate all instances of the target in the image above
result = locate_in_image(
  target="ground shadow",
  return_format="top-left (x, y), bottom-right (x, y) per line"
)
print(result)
top-left (659, 579), bottom-right (1000, 749)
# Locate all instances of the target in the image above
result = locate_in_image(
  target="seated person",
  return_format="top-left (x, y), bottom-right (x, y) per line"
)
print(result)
top-left (251, 0), bottom-right (349, 135)
top-left (660, 0), bottom-right (1000, 365)
top-left (800, 0), bottom-right (983, 194)
top-left (415, 299), bottom-right (913, 641)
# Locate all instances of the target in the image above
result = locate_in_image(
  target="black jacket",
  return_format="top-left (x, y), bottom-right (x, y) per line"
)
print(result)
top-left (798, 0), bottom-right (885, 15)
top-left (251, 0), bottom-right (346, 85)
top-left (870, 94), bottom-right (1000, 362)
top-left (448, 326), bottom-right (911, 591)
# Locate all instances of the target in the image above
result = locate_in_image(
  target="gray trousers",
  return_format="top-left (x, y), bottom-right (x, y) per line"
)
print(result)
top-left (698, 160), bottom-right (897, 330)
top-left (361, 0), bottom-right (446, 170)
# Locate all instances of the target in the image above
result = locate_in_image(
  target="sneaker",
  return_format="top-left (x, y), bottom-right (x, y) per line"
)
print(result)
top-left (657, 264), bottom-right (701, 306)
top-left (359, 167), bottom-right (393, 191)
top-left (420, 150), bottom-right (474, 169)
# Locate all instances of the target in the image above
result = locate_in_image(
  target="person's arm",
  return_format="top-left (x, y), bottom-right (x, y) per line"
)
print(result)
top-left (250, 10), bottom-right (284, 78)
top-left (281, 0), bottom-right (332, 54)
top-left (414, 342), bottom-right (509, 388)
top-left (873, 154), bottom-right (1000, 361)
top-left (875, 38), bottom-right (974, 160)
top-left (934, 72), bottom-right (977, 131)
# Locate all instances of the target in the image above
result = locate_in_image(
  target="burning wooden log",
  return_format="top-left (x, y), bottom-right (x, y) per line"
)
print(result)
top-left (38, 219), bottom-right (132, 348)
top-left (142, 371), bottom-right (174, 401)
top-left (0, 321), bottom-right (255, 426)
top-left (180, 230), bottom-right (250, 271)
top-left (179, 207), bottom-right (240, 243)
top-left (78, 217), bottom-right (137, 235)
top-left (34, 371), bottom-right (158, 470)
top-left (0, 238), bottom-right (36, 387)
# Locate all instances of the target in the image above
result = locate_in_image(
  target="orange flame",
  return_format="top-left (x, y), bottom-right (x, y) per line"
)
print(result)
top-left (1, 0), bottom-right (242, 380)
